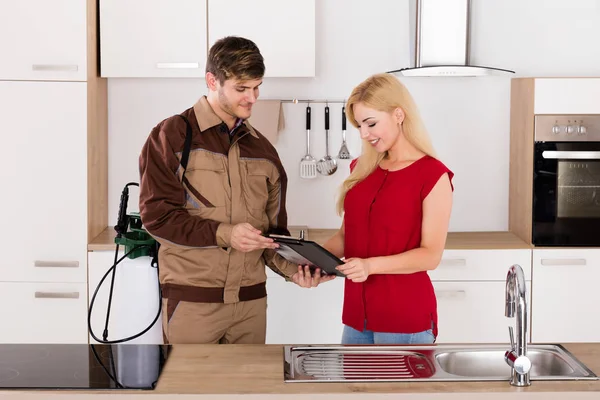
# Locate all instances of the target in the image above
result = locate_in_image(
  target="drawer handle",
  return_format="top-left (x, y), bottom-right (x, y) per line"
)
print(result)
top-left (541, 258), bottom-right (587, 266)
top-left (435, 290), bottom-right (466, 299)
top-left (34, 260), bottom-right (79, 268)
top-left (439, 258), bottom-right (467, 267)
top-left (156, 62), bottom-right (199, 69)
top-left (32, 64), bottom-right (78, 72)
top-left (35, 291), bottom-right (80, 299)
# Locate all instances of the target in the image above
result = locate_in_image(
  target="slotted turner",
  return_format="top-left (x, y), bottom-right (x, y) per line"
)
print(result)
top-left (338, 106), bottom-right (351, 159)
top-left (300, 105), bottom-right (317, 179)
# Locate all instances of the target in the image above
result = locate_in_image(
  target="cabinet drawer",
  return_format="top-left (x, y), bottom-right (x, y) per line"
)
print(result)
top-left (428, 249), bottom-right (532, 281)
top-left (434, 281), bottom-right (532, 344)
top-left (266, 277), bottom-right (344, 344)
top-left (0, 282), bottom-right (87, 344)
top-left (532, 249), bottom-right (600, 343)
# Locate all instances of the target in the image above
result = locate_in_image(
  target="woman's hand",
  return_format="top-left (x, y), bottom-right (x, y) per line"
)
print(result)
top-left (336, 258), bottom-right (371, 283)
top-left (292, 265), bottom-right (336, 288)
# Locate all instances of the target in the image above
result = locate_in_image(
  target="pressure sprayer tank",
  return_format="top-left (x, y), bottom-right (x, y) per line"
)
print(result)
top-left (115, 343), bottom-right (162, 388)
top-left (89, 252), bottom-right (163, 345)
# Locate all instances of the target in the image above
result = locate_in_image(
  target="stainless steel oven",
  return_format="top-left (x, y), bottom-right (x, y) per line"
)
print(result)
top-left (533, 115), bottom-right (600, 246)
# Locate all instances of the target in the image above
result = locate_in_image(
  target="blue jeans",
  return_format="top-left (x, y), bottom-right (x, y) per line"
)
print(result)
top-left (341, 322), bottom-right (435, 345)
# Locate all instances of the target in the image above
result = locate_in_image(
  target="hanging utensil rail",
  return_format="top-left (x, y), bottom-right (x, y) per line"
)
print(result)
top-left (278, 99), bottom-right (346, 104)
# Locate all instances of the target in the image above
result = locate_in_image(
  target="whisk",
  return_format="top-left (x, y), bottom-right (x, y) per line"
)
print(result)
top-left (337, 106), bottom-right (351, 159)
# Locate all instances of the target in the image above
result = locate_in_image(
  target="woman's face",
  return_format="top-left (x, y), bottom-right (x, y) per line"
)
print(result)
top-left (352, 102), bottom-right (404, 153)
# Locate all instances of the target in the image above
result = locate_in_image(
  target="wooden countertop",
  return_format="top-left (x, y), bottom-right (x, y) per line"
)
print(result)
top-left (89, 226), bottom-right (531, 251)
top-left (2, 343), bottom-right (599, 398)
top-left (151, 343), bottom-right (600, 395)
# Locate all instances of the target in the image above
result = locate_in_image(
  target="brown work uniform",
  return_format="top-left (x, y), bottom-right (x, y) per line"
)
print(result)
top-left (138, 96), bottom-right (298, 344)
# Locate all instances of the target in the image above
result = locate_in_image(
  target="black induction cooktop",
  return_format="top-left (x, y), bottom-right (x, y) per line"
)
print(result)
top-left (0, 343), bottom-right (171, 390)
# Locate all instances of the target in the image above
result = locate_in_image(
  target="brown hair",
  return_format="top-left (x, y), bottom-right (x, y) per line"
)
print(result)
top-left (206, 36), bottom-right (265, 83)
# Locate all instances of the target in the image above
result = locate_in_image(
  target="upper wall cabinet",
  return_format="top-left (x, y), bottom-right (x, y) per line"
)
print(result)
top-left (208, 0), bottom-right (316, 78)
top-left (0, 0), bottom-right (87, 81)
top-left (533, 78), bottom-right (600, 114)
top-left (100, 0), bottom-right (208, 78)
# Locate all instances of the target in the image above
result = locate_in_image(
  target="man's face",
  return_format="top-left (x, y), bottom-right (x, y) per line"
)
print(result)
top-left (215, 76), bottom-right (262, 120)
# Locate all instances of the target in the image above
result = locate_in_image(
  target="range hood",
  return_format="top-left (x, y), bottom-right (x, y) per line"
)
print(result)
top-left (389, 0), bottom-right (514, 77)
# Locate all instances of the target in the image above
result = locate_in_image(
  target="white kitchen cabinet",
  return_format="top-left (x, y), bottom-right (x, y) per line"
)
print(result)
top-left (88, 251), bottom-right (164, 344)
top-left (100, 0), bottom-right (208, 78)
top-left (0, 282), bottom-right (87, 343)
top-left (0, 81), bottom-right (87, 283)
top-left (434, 281), bottom-right (532, 344)
top-left (0, 0), bottom-right (87, 81)
top-left (265, 248), bottom-right (533, 344)
top-left (265, 275), bottom-right (528, 345)
top-left (430, 249), bottom-right (532, 344)
top-left (534, 78), bottom-right (600, 114)
top-left (532, 249), bottom-right (600, 343)
top-left (266, 276), bottom-right (344, 344)
top-left (428, 249), bottom-right (532, 282)
top-left (208, 0), bottom-right (316, 77)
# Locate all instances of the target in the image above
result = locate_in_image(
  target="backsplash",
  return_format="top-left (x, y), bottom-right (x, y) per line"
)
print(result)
top-left (107, 79), bottom-right (510, 231)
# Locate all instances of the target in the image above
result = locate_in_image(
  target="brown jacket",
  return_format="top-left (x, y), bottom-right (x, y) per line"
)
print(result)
top-left (139, 96), bottom-right (297, 304)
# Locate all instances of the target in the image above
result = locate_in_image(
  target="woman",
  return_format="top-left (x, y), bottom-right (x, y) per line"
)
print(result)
top-left (323, 73), bottom-right (454, 345)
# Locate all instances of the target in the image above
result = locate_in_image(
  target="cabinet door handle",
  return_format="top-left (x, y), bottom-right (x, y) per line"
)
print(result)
top-left (435, 290), bottom-right (466, 299)
top-left (34, 260), bottom-right (79, 268)
top-left (439, 258), bottom-right (467, 267)
top-left (156, 62), bottom-right (199, 69)
top-left (541, 258), bottom-right (587, 266)
top-left (32, 64), bottom-right (78, 72)
top-left (35, 291), bottom-right (80, 299)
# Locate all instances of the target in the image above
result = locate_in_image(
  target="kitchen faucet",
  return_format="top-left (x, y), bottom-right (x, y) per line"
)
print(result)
top-left (504, 264), bottom-right (531, 387)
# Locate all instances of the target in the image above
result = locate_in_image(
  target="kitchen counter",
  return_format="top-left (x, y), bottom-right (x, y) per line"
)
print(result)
top-left (1, 343), bottom-right (599, 399)
top-left (89, 226), bottom-right (531, 251)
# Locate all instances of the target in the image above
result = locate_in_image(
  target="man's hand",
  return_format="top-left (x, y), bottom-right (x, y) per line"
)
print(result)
top-left (230, 223), bottom-right (278, 253)
top-left (336, 257), bottom-right (371, 283)
top-left (292, 265), bottom-right (336, 288)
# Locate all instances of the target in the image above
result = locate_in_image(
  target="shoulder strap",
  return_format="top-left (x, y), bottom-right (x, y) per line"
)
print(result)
top-left (176, 114), bottom-right (194, 174)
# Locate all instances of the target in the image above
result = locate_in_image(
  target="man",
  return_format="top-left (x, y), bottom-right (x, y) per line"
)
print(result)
top-left (138, 36), bottom-right (333, 344)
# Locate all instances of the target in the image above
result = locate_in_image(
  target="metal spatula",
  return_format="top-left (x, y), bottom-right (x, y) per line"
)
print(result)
top-left (317, 105), bottom-right (338, 175)
top-left (300, 105), bottom-right (317, 179)
top-left (337, 106), bottom-right (351, 159)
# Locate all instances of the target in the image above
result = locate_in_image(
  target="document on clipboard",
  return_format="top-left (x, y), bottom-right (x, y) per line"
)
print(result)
top-left (266, 234), bottom-right (345, 277)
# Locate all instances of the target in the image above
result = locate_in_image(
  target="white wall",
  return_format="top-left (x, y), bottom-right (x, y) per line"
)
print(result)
top-left (107, 0), bottom-right (600, 232)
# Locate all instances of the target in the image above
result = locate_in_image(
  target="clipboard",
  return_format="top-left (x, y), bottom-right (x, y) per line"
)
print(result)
top-left (267, 234), bottom-right (345, 277)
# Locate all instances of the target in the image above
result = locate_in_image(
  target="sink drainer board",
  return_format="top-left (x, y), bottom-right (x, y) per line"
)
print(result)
top-left (298, 351), bottom-right (435, 380)
top-left (283, 344), bottom-right (598, 383)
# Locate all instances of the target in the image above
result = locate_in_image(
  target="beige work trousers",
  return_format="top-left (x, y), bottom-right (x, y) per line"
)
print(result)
top-left (161, 297), bottom-right (267, 344)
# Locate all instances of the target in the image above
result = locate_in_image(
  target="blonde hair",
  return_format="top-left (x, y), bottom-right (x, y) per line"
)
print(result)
top-left (336, 73), bottom-right (436, 215)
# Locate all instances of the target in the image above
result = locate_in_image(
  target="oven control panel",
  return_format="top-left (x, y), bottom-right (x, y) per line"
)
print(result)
top-left (535, 115), bottom-right (600, 142)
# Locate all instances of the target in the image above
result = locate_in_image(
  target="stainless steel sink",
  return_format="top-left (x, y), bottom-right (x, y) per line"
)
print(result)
top-left (283, 344), bottom-right (597, 383)
top-left (435, 344), bottom-right (595, 380)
